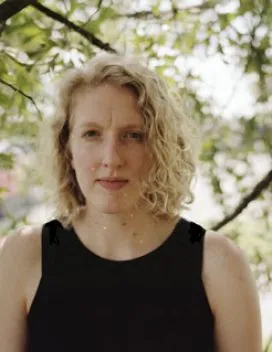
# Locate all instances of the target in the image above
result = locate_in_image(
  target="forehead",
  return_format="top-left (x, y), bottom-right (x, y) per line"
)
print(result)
top-left (71, 83), bottom-right (142, 128)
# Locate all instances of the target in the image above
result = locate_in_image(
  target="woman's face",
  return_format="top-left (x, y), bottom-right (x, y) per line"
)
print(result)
top-left (69, 83), bottom-right (152, 215)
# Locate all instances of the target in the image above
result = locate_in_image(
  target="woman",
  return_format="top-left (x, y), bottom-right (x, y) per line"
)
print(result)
top-left (0, 53), bottom-right (262, 351)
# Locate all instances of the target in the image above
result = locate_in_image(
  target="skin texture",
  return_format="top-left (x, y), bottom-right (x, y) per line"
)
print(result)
top-left (69, 83), bottom-right (152, 218)
top-left (68, 82), bottom-right (179, 258)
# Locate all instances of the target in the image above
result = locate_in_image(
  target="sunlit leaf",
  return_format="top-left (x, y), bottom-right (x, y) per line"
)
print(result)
top-left (0, 153), bottom-right (14, 169)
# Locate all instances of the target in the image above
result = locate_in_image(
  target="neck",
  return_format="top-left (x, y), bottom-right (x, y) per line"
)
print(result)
top-left (72, 207), bottom-right (175, 248)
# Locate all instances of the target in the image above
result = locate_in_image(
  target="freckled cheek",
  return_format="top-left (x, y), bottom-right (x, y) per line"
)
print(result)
top-left (73, 147), bottom-right (148, 175)
top-left (73, 148), bottom-right (96, 173)
top-left (81, 159), bottom-right (97, 174)
top-left (87, 164), bottom-right (97, 173)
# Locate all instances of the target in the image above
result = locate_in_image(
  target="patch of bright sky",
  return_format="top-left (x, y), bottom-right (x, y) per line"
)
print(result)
top-left (177, 54), bottom-right (257, 119)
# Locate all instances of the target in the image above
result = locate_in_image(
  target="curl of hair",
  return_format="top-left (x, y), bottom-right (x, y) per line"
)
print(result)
top-left (35, 53), bottom-right (202, 229)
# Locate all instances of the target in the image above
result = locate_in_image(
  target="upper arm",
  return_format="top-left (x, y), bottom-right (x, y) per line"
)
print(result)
top-left (0, 230), bottom-right (30, 351)
top-left (204, 231), bottom-right (262, 352)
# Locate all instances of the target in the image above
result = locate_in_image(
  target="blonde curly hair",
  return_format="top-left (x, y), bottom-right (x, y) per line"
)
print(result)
top-left (35, 53), bottom-right (202, 229)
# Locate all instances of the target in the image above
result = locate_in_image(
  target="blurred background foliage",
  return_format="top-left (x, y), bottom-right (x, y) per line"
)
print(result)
top-left (0, 0), bottom-right (271, 344)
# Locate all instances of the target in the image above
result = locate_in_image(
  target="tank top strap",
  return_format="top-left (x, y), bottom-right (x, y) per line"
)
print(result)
top-left (187, 220), bottom-right (207, 277)
top-left (41, 219), bottom-right (62, 277)
top-left (188, 220), bottom-right (206, 244)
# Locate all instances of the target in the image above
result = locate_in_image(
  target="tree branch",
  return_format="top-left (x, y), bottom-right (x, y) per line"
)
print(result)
top-left (0, 0), bottom-right (37, 23)
top-left (31, 2), bottom-right (117, 53)
top-left (0, 78), bottom-right (42, 119)
top-left (212, 168), bottom-right (272, 231)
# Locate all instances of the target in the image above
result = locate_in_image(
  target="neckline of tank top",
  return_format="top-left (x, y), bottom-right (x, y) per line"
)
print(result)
top-left (66, 216), bottom-right (189, 265)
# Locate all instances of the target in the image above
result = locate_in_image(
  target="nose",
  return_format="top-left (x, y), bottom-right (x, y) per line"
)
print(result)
top-left (101, 135), bottom-right (125, 169)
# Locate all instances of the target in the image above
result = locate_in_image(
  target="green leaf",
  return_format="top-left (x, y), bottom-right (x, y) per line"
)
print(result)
top-left (98, 7), bottom-right (118, 21)
top-left (67, 0), bottom-right (79, 18)
top-left (0, 153), bottom-right (14, 170)
top-left (246, 56), bottom-right (260, 73)
top-left (239, 0), bottom-right (255, 14)
top-left (0, 91), bottom-right (9, 108)
top-left (259, 35), bottom-right (270, 50)
top-left (84, 6), bottom-right (118, 34)
top-left (219, 14), bottom-right (229, 30)
top-left (21, 23), bottom-right (44, 37)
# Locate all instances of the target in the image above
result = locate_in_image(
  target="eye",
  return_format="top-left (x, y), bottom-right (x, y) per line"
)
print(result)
top-left (83, 130), bottom-right (98, 138)
top-left (82, 130), bottom-right (144, 142)
top-left (125, 132), bottom-right (144, 141)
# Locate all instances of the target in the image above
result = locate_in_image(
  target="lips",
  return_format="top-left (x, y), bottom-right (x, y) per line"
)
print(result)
top-left (98, 180), bottom-right (128, 190)
top-left (98, 179), bottom-right (128, 182)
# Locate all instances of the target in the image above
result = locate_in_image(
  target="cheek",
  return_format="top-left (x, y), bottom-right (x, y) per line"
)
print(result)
top-left (131, 151), bottom-right (152, 175)
top-left (73, 147), bottom-right (96, 172)
top-left (72, 144), bottom-right (151, 174)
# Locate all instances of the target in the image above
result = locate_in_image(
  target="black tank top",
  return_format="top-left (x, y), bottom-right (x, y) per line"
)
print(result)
top-left (26, 217), bottom-right (215, 351)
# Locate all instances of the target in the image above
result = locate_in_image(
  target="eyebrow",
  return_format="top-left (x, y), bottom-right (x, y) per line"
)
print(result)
top-left (79, 122), bottom-right (144, 129)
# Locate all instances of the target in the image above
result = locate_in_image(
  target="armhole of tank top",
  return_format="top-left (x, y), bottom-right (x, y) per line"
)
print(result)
top-left (41, 220), bottom-right (60, 277)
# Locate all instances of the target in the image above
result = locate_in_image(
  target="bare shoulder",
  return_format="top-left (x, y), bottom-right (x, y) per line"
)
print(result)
top-left (1, 225), bottom-right (42, 264)
top-left (0, 225), bottom-right (42, 310)
top-left (0, 225), bottom-right (42, 351)
top-left (202, 229), bottom-right (253, 311)
top-left (3, 225), bottom-right (42, 265)
top-left (202, 229), bottom-right (262, 352)
top-left (19, 225), bottom-right (43, 311)
top-left (17, 224), bottom-right (42, 259)
top-left (202, 230), bottom-right (234, 311)
top-left (203, 229), bottom-right (245, 273)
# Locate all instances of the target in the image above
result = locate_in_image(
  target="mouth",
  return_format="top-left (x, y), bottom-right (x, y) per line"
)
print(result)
top-left (97, 179), bottom-right (128, 182)
top-left (97, 180), bottom-right (129, 190)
